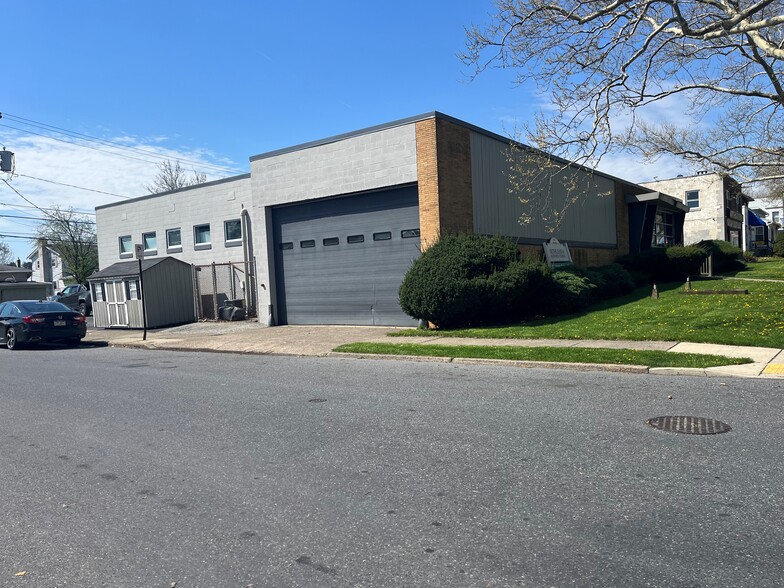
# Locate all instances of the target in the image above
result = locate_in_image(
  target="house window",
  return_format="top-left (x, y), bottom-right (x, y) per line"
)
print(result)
top-left (142, 232), bottom-right (157, 254)
top-left (127, 279), bottom-right (140, 300)
top-left (652, 210), bottom-right (674, 247)
top-left (224, 219), bottom-right (242, 247)
top-left (119, 235), bottom-right (133, 258)
top-left (166, 228), bottom-right (182, 252)
top-left (194, 224), bottom-right (211, 250)
top-left (685, 190), bottom-right (700, 208)
top-left (92, 283), bottom-right (105, 302)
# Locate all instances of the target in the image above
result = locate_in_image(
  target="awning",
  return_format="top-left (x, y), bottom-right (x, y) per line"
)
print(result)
top-left (747, 209), bottom-right (766, 226)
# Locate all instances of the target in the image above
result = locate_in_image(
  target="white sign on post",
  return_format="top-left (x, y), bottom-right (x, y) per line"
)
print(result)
top-left (134, 243), bottom-right (145, 260)
top-left (542, 238), bottom-right (573, 267)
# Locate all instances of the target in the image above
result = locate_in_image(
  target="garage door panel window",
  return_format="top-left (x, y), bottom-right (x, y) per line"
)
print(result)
top-left (280, 242), bottom-right (294, 250)
top-left (119, 235), bottom-right (132, 258)
top-left (166, 228), bottom-right (182, 253)
top-left (373, 231), bottom-right (392, 241)
top-left (323, 237), bottom-right (339, 246)
top-left (401, 229), bottom-right (420, 238)
top-left (300, 240), bottom-right (315, 248)
top-left (224, 219), bottom-right (242, 247)
top-left (194, 224), bottom-right (211, 250)
top-left (347, 234), bottom-right (364, 244)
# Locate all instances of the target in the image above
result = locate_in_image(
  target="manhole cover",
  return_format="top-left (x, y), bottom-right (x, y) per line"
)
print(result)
top-left (647, 416), bottom-right (731, 435)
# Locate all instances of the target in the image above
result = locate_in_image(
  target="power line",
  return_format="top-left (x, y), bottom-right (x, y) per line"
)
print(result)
top-left (16, 173), bottom-right (133, 200)
top-left (0, 201), bottom-right (95, 215)
top-left (1, 178), bottom-right (47, 214)
top-left (0, 213), bottom-right (95, 224)
top-left (0, 112), bottom-right (246, 175)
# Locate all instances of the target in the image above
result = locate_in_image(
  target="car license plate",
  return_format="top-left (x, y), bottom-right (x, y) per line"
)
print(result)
top-left (53, 320), bottom-right (66, 326)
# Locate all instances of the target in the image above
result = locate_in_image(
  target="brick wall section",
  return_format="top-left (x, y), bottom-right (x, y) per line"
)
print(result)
top-left (415, 117), bottom-right (474, 249)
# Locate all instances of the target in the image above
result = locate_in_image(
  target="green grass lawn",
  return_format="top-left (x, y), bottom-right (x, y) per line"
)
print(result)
top-left (723, 257), bottom-right (784, 280)
top-left (392, 260), bottom-right (784, 347)
top-left (335, 342), bottom-right (752, 368)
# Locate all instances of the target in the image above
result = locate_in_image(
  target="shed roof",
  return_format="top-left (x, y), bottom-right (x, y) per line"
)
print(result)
top-left (89, 257), bottom-right (173, 280)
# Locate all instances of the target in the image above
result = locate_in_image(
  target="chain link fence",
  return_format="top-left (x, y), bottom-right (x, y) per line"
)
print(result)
top-left (193, 260), bottom-right (257, 320)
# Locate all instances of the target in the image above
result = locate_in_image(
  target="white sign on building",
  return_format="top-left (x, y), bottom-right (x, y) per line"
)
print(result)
top-left (542, 238), bottom-right (573, 267)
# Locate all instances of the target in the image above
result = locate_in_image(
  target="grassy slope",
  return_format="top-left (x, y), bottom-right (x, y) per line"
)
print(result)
top-left (392, 259), bottom-right (784, 348)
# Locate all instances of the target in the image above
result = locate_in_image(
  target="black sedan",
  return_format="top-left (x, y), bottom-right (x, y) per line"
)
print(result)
top-left (0, 300), bottom-right (87, 350)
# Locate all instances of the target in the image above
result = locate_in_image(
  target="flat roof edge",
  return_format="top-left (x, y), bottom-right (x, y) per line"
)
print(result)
top-left (95, 173), bottom-right (251, 211)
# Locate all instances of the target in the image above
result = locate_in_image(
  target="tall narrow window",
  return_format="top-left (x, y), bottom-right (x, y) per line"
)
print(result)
top-left (652, 210), bottom-right (674, 247)
top-left (194, 224), bottom-right (211, 250)
top-left (119, 235), bottom-right (133, 258)
top-left (166, 228), bottom-right (182, 252)
top-left (224, 219), bottom-right (242, 246)
top-left (142, 232), bottom-right (157, 254)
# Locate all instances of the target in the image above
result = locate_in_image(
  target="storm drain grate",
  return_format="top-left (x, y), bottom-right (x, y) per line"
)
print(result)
top-left (647, 416), bottom-right (732, 435)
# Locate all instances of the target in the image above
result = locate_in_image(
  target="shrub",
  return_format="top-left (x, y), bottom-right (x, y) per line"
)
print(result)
top-left (664, 245), bottom-right (709, 280)
top-left (616, 248), bottom-right (668, 284)
top-left (773, 239), bottom-right (784, 257)
top-left (589, 263), bottom-right (636, 299)
top-left (399, 234), bottom-right (538, 328)
top-left (697, 240), bottom-right (744, 273)
top-left (545, 271), bottom-right (594, 314)
top-left (486, 259), bottom-right (553, 322)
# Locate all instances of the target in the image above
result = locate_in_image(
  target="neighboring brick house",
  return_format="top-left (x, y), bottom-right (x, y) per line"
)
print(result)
top-left (641, 172), bottom-right (753, 247)
top-left (96, 112), bottom-right (686, 327)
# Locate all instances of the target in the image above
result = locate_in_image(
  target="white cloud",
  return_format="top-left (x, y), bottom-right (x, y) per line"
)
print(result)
top-left (0, 131), bottom-right (243, 262)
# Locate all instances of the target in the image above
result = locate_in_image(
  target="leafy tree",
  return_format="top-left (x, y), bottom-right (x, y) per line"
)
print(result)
top-left (35, 207), bottom-right (98, 285)
top-left (464, 0), bottom-right (784, 187)
top-left (145, 159), bottom-right (207, 194)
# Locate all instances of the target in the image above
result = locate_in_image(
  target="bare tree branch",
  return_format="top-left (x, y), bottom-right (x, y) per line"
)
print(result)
top-left (145, 160), bottom-right (207, 194)
top-left (463, 0), bottom-right (784, 193)
top-left (35, 207), bottom-right (98, 285)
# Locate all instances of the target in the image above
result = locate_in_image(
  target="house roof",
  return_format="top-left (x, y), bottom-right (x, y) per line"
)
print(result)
top-left (88, 257), bottom-right (172, 280)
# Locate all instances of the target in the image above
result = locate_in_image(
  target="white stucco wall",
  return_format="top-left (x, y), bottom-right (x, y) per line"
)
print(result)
top-left (641, 174), bottom-right (726, 243)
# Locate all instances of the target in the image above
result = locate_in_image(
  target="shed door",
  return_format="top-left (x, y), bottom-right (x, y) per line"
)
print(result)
top-left (272, 186), bottom-right (420, 326)
top-left (106, 280), bottom-right (129, 327)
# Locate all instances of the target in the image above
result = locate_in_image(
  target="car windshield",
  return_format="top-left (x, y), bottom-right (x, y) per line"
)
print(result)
top-left (17, 301), bottom-right (72, 313)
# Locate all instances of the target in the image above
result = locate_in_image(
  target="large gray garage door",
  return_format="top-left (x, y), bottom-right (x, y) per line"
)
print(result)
top-left (272, 186), bottom-right (420, 326)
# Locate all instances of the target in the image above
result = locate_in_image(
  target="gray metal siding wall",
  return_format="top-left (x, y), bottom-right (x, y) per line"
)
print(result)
top-left (470, 132), bottom-right (617, 245)
top-left (143, 260), bottom-right (195, 327)
top-left (272, 187), bottom-right (420, 326)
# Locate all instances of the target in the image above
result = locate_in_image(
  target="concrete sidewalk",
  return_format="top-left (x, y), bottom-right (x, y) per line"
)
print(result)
top-left (83, 320), bottom-right (784, 379)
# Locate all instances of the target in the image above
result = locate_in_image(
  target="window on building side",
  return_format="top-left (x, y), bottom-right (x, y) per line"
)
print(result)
top-left (142, 232), bottom-right (157, 254)
top-left (194, 224), bottom-right (211, 249)
top-left (166, 228), bottom-right (182, 251)
top-left (127, 279), bottom-right (140, 300)
top-left (685, 190), bottom-right (700, 208)
top-left (224, 219), bottom-right (242, 245)
top-left (773, 211), bottom-right (780, 224)
top-left (119, 235), bottom-right (133, 257)
top-left (652, 210), bottom-right (674, 247)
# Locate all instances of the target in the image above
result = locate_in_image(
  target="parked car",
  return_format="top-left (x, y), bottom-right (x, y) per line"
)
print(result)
top-left (49, 284), bottom-right (92, 316)
top-left (0, 300), bottom-right (87, 350)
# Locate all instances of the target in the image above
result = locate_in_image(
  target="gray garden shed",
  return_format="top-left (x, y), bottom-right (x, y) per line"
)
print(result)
top-left (88, 257), bottom-right (195, 329)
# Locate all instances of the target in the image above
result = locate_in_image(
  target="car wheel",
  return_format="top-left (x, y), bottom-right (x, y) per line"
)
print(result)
top-left (79, 302), bottom-right (87, 315)
top-left (6, 327), bottom-right (19, 350)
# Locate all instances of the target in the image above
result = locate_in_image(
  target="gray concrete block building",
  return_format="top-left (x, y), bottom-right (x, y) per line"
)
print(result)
top-left (95, 112), bottom-right (684, 327)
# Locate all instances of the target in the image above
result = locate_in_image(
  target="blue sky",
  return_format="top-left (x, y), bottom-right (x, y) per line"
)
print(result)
top-left (1, 1), bottom-right (684, 262)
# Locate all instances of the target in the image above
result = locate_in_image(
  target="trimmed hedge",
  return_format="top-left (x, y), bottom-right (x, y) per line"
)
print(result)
top-left (773, 239), bottom-right (784, 257)
top-left (696, 240), bottom-right (744, 273)
top-left (398, 234), bottom-right (551, 328)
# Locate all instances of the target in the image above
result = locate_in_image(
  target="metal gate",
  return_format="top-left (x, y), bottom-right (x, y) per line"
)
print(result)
top-left (192, 260), bottom-right (257, 320)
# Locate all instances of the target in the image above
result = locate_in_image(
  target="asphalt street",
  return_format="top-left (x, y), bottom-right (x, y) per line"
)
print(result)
top-left (2, 345), bottom-right (783, 587)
